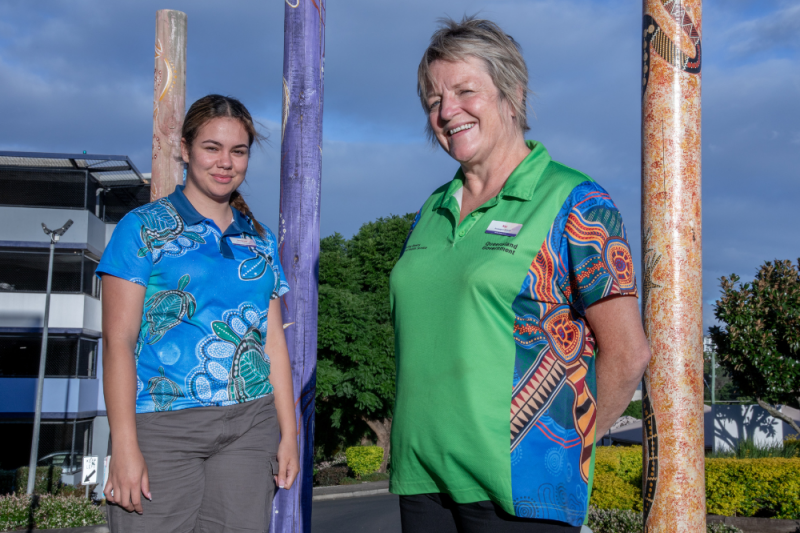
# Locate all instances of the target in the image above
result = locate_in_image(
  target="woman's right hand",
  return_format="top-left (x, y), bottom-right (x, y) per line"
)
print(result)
top-left (104, 442), bottom-right (151, 514)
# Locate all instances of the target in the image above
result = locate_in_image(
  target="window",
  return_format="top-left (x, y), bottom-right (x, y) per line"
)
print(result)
top-left (0, 335), bottom-right (98, 378)
top-left (0, 419), bottom-right (93, 472)
top-left (0, 249), bottom-right (100, 297)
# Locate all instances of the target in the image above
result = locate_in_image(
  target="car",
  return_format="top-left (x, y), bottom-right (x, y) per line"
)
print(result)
top-left (38, 451), bottom-right (83, 474)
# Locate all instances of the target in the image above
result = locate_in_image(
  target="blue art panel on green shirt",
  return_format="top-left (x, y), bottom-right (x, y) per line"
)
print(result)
top-left (510, 181), bottom-right (637, 526)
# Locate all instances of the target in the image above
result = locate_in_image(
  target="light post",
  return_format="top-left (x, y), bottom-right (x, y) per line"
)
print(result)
top-left (26, 219), bottom-right (73, 495)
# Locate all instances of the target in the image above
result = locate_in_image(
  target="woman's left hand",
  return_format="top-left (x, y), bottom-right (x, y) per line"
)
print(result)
top-left (274, 436), bottom-right (300, 489)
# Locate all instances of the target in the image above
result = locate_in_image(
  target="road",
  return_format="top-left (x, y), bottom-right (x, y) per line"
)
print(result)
top-left (311, 493), bottom-right (401, 533)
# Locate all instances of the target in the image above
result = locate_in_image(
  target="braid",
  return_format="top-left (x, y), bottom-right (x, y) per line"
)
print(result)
top-left (230, 190), bottom-right (266, 238)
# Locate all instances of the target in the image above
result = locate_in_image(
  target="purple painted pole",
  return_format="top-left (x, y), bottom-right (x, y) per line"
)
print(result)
top-left (270, 0), bottom-right (325, 531)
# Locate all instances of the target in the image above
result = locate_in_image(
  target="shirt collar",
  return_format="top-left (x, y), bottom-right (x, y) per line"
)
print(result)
top-left (433, 140), bottom-right (551, 209)
top-left (167, 185), bottom-right (258, 237)
top-left (167, 185), bottom-right (205, 225)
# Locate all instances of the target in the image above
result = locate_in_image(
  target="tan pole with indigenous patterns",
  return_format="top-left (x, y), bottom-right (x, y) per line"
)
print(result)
top-left (151, 9), bottom-right (187, 201)
top-left (640, 0), bottom-right (705, 531)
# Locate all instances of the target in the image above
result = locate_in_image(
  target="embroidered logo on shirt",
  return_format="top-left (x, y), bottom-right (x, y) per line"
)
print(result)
top-left (482, 241), bottom-right (517, 255)
top-left (486, 221), bottom-right (522, 237)
top-left (405, 244), bottom-right (428, 253)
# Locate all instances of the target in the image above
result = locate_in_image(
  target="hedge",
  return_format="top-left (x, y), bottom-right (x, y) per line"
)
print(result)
top-left (705, 458), bottom-right (800, 518)
top-left (590, 446), bottom-right (643, 512)
top-left (14, 466), bottom-right (63, 496)
top-left (591, 446), bottom-right (800, 519)
top-left (0, 494), bottom-right (106, 530)
top-left (345, 446), bottom-right (383, 477)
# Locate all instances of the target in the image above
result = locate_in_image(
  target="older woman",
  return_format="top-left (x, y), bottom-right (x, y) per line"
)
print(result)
top-left (389, 17), bottom-right (651, 532)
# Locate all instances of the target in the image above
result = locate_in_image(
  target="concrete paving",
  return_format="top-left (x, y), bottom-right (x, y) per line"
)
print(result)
top-left (311, 492), bottom-right (401, 533)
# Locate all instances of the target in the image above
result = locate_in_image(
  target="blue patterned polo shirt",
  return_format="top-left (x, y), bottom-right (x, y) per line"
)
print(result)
top-left (97, 185), bottom-right (289, 414)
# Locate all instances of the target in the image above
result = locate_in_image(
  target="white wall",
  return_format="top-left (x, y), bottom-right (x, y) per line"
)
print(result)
top-left (713, 404), bottom-right (784, 452)
top-left (0, 293), bottom-right (101, 333)
top-left (0, 207), bottom-right (106, 255)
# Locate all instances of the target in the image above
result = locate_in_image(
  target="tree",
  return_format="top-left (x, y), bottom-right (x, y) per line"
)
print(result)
top-left (709, 259), bottom-right (800, 434)
top-left (316, 213), bottom-right (415, 471)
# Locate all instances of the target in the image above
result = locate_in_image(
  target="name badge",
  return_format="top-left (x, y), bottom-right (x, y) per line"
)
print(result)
top-left (486, 221), bottom-right (522, 237)
top-left (230, 237), bottom-right (256, 247)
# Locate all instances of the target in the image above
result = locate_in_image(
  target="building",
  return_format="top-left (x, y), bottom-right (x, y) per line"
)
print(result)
top-left (0, 151), bottom-right (149, 486)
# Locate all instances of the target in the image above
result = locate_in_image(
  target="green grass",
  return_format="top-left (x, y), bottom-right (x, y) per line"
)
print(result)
top-left (706, 437), bottom-right (800, 459)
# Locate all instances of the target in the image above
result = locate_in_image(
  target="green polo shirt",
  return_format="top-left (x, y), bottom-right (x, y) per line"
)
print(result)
top-left (389, 141), bottom-right (638, 526)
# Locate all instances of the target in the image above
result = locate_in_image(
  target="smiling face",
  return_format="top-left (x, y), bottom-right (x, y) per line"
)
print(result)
top-left (426, 56), bottom-right (519, 167)
top-left (181, 117), bottom-right (250, 202)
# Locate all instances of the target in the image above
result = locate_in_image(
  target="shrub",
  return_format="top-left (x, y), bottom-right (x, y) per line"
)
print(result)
top-left (0, 494), bottom-right (105, 530)
top-left (590, 446), bottom-right (643, 512)
top-left (587, 506), bottom-right (642, 532)
top-left (15, 466), bottom-right (63, 495)
top-left (586, 507), bottom-right (742, 533)
top-left (314, 466), bottom-right (349, 487)
top-left (590, 446), bottom-right (800, 519)
top-left (784, 434), bottom-right (800, 458)
top-left (345, 446), bottom-right (383, 477)
top-left (705, 458), bottom-right (800, 518)
top-left (621, 400), bottom-right (642, 420)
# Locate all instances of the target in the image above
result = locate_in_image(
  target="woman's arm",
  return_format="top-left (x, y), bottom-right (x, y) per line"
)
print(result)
top-left (101, 275), bottom-right (150, 513)
top-left (265, 298), bottom-right (299, 489)
top-left (585, 295), bottom-right (652, 439)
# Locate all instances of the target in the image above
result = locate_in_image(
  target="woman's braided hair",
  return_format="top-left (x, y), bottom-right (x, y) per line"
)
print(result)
top-left (181, 94), bottom-right (268, 237)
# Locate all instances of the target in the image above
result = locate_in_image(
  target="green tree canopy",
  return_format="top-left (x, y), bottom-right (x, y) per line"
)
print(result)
top-left (709, 259), bottom-right (800, 434)
top-left (316, 213), bottom-right (415, 470)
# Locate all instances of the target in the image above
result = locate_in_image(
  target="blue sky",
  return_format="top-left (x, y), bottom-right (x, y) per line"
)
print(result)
top-left (0, 0), bottom-right (798, 330)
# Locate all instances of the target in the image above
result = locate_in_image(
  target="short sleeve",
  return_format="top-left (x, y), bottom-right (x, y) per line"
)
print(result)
top-left (263, 227), bottom-right (290, 299)
top-left (558, 182), bottom-right (638, 315)
top-left (96, 211), bottom-right (153, 287)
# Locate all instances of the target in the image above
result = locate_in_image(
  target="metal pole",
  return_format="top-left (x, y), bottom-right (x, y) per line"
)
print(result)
top-left (640, 0), bottom-right (704, 530)
top-left (271, 0), bottom-right (325, 531)
top-left (26, 239), bottom-right (55, 495)
top-left (711, 351), bottom-right (715, 406)
top-left (27, 220), bottom-right (73, 495)
top-left (151, 9), bottom-right (187, 201)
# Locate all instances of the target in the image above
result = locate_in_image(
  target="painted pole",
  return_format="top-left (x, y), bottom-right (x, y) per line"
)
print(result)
top-left (640, 0), bottom-right (704, 531)
top-left (271, 0), bottom-right (325, 531)
top-left (151, 9), bottom-right (187, 201)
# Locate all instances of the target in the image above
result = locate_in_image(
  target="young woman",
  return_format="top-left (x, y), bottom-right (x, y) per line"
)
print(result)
top-left (98, 94), bottom-right (298, 533)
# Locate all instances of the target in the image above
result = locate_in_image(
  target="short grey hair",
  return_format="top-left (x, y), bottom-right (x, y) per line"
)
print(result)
top-left (418, 16), bottom-right (531, 144)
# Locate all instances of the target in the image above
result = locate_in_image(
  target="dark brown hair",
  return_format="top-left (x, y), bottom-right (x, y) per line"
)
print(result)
top-left (181, 94), bottom-right (268, 237)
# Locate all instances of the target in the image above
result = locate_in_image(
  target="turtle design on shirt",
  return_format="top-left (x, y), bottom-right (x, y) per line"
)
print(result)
top-left (142, 274), bottom-right (197, 344)
top-left (210, 321), bottom-right (272, 402)
top-left (146, 366), bottom-right (184, 411)
top-left (134, 199), bottom-right (211, 262)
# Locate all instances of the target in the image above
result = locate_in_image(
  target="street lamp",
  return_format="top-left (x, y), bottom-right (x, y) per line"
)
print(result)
top-left (26, 219), bottom-right (73, 495)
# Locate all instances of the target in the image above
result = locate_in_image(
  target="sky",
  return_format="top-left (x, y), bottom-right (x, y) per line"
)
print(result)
top-left (0, 0), bottom-right (798, 331)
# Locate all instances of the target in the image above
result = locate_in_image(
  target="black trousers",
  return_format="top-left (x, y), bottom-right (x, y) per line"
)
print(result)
top-left (399, 493), bottom-right (582, 533)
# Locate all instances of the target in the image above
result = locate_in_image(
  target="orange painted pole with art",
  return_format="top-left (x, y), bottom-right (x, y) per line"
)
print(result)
top-left (151, 9), bottom-right (187, 201)
top-left (640, 0), bottom-right (705, 531)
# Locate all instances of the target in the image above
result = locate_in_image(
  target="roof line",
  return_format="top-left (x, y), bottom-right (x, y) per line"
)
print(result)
top-left (0, 150), bottom-right (145, 181)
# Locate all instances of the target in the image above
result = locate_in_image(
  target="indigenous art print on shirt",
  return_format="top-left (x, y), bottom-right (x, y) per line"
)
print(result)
top-left (97, 188), bottom-right (289, 413)
top-left (510, 181), bottom-right (637, 523)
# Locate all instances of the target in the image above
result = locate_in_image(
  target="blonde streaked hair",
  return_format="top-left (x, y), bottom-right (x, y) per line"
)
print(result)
top-left (417, 16), bottom-right (531, 144)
